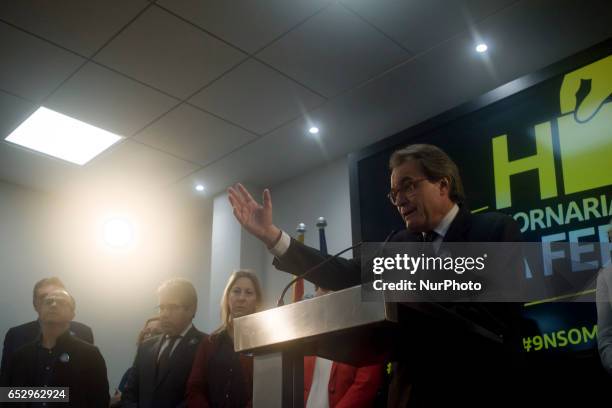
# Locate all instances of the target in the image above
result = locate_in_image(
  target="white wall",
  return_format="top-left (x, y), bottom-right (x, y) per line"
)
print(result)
top-left (0, 155), bottom-right (351, 391)
top-left (0, 180), bottom-right (213, 391)
top-left (261, 157), bottom-right (352, 307)
top-left (208, 186), bottom-right (266, 333)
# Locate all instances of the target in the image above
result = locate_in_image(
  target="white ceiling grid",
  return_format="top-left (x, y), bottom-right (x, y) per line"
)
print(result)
top-left (0, 0), bottom-right (610, 198)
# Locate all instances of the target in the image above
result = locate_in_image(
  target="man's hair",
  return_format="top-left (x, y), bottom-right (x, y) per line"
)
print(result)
top-left (157, 278), bottom-right (198, 316)
top-left (389, 143), bottom-right (465, 203)
top-left (33, 277), bottom-right (65, 307)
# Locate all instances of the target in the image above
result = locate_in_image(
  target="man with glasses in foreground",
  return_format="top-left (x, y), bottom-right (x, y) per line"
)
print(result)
top-left (122, 278), bottom-right (205, 408)
top-left (1, 289), bottom-right (109, 407)
top-left (228, 143), bottom-right (523, 407)
top-left (1, 277), bottom-right (94, 382)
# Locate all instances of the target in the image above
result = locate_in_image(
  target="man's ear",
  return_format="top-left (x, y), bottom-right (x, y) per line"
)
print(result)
top-left (439, 177), bottom-right (451, 195)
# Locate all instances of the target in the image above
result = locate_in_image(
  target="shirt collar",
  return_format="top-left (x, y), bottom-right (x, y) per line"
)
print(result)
top-left (432, 203), bottom-right (459, 239)
top-left (167, 323), bottom-right (193, 340)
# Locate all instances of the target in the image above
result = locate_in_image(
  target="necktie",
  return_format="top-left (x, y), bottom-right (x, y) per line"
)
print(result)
top-left (423, 231), bottom-right (438, 242)
top-left (157, 336), bottom-right (179, 378)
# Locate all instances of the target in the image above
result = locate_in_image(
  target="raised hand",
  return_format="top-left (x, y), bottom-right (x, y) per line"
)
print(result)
top-left (227, 183), bottom-right (281, 248)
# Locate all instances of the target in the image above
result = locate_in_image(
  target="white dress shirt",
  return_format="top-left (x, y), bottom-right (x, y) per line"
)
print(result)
top-left (157, 323), bottom-right (193, 360)
top-left (306, 357), bottom-right (333, 408)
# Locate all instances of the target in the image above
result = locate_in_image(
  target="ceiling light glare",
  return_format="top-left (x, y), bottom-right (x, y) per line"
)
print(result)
top-left (103, 218), bottom-right (134, 249)
top-left (475, 43), bottom-right (488, 53)
top-left (5, 107), bottom-right (122, 165)
top-left (308, 126), bottom-right (319, 135)
top-left (195, 184), bottom-right (205, 192)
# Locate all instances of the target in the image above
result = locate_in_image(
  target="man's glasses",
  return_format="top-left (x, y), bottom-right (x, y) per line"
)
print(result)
top-left (156, 303), bottom-right (187, 313)
top-left (387, 178), bottom-right (428, 205)
top-left (42, 297), bottom-right (71, 308)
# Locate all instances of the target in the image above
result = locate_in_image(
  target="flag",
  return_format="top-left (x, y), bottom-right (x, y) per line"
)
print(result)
top-left (317, 217), bottom-right (328, 256)
top-left (291, 223), bottom-right (306, 302)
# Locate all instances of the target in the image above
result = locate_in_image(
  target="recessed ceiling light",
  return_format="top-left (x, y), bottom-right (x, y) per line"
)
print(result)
top-left (195, 184), bottom-right (205, 192)
top-left (309, 126), bottom-right (319, 135)
top-left (475, 43), bottom-right (488, 53)
top-left (5, 107), bottom-right (122, 165)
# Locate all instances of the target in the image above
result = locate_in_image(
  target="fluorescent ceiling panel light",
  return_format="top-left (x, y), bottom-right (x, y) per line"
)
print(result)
top-left (5, 107), bottom-right (122, 165)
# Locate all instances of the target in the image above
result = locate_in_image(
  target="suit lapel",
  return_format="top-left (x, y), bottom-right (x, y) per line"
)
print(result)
top-left (147, 335), bottom-right (164, 388)
top-left (442, 206), bottom-right (471, 243)
top-left (155, 327), bottom-right (200, 388)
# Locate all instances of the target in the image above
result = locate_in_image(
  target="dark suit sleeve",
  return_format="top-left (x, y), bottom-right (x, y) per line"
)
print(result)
top-left (0, 328), bottom-right (15, 385)
top-left (120, 346), bottom-right (141, 408)
top-left (479, 212), bottom-right (524, 243)
top-left (86, 347), bottom-right (109, 408)
top-left (273, 238), bottom-right (361, 290)
top-left (84, 326), bottom-right (94, 345)
top-left (71, 322), bottom-right (94, 344)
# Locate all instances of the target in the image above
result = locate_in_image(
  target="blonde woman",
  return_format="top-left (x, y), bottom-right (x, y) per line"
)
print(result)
top-left (187, 270), bottom-right (263, 408)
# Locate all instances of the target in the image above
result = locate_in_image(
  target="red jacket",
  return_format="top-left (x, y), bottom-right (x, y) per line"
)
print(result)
top-left (186, 332), bottom-right (253, 408)
top-left (304, 356), bottom-right (382, 408)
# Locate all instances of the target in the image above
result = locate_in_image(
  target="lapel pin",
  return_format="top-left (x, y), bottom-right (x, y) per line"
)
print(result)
top-left (59, 353), bottom-right (70, 363)
top-left (189, 338), bottom-right (199, 346)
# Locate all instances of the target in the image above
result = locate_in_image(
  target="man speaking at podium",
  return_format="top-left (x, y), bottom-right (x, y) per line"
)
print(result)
top-left (228, 143), bottom-right (523, 407)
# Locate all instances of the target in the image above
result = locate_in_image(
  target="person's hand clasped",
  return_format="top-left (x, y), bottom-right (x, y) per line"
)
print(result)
top-left (227, 183), bottom-right (281, 248)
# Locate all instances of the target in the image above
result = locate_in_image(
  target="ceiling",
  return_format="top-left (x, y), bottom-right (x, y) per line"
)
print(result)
top-left (0, 0), bottom-right (610, 201)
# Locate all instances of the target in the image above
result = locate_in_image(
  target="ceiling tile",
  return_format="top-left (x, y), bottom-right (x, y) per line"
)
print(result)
top-left (341, 0), bottom-right (516, 54)
top-left (176, 0), bottom-right (612, 199)
top-left (73, 139), bottom-right (199, 191)
top-left (0, 23), bottom-right (85, 102)
top-left (177, 119), bottom-right (331, 197)
top-left (0, 91), bottom-right (38, 139)
top-left (0, 0), bottom-right (150, 56)
top-left (134, 104), bottom-right (257, 165)
top-left (189, 59), bottom-right (324, 134)
top-left (94, 6), bottom-right (246, 99)
top-left (0, 140), bottom-right (79, 193)
top-left (257, 2), bottom-right (409, 97)
top-left (45, 62), bottom-right (179, 137)
top-left (259, 0), bottom-right (612, 170)
top-left (156, 0), bottom-right (332, 53)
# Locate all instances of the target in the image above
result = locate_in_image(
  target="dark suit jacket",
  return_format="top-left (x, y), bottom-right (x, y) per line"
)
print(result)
top-left (273, 205), bottom-right (523, 290)
top-left (1, 330), bottom-right (109, 408)
top-left (122, 326), bottom-right (205, 408)
top-left (273, 206), bottom-right (524, 407)
top-left (1, 320), bottom-right (94, 381)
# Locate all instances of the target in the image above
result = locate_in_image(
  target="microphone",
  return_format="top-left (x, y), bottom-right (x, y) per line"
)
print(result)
top-left (276, 229), bottom-right (397, 306)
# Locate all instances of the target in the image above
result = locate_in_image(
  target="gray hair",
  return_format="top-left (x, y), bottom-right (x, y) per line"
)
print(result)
top-left (157, 278), bottom-right (198, 314)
